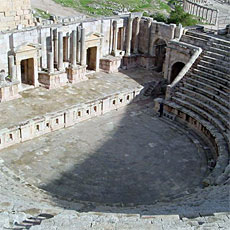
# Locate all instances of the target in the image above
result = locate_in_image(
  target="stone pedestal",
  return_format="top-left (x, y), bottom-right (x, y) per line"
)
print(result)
top-left (67, 65), bottom-right (87, 84)
top-left (38, 71), bottom-right (68, 89)
top-left (0, 81), bottom-right (21, 102)
top-left (100, 56), bottom-right (123, 73)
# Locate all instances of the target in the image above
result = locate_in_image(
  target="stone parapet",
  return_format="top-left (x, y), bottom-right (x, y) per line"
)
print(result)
top-left (0, 86), bottom-right (142, 151)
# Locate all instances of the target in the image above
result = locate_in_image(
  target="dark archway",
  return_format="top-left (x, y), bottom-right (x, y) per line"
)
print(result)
top-left (154, 39), bottom-right (167, 72)
top-left (170, 62), bottom-right (185, 84)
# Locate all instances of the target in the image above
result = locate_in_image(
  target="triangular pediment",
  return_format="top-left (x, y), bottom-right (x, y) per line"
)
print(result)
top-left (14, 43), bottom-right (40, 53)
top-left (86, 32), bottom-right (103, 41)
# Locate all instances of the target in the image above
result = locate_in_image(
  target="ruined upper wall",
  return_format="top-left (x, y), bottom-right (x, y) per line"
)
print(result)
top-left (0, 0), bottom-right (33, 32)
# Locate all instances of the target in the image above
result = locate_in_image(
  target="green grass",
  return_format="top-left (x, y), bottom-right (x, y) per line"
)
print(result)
top-left (53, 0), bottom-right (171, 16)
top-left (33, 8), bottom-right (51, 19)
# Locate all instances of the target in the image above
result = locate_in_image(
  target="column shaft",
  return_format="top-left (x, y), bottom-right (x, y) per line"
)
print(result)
top-left (47, 52), bottom-right (54, 73)
top-left (80, 28), bottom-right (86, 66)
top-left (71, 30), bottom-right (77, 67)
top-left (58, 32), bottom-right (64, 71)
top-left (125, 16), bottom-right (133, 56)
top-left (53, 29), bottom-right (58, 67)
top-left (134, 17), bottom-right (140, 54)
top-left (77, 26), bottom-right (81, 63)
top-left (112, 20), bottom-right (118, 54)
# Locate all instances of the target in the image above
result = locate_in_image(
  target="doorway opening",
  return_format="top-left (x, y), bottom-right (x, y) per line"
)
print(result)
top-left (21, 58), bottom-right (34, 85)
top-left (87, 47), bottom-right (97, 71)
top-left (154, 39), bottom-right (167, 72)
top-left (117, 28), bottom-right (123, 50)
top-left (170, 62), bottom-right (185, 84)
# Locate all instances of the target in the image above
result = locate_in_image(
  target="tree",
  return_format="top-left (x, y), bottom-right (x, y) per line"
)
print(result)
top-left (167, 4), bottom-right (199, 26)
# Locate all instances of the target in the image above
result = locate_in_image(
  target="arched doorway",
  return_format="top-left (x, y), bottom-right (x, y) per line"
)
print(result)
top-left (154, 39), bottom-right (166, 72)
top-left (170, 62), bottom-right (185, 84)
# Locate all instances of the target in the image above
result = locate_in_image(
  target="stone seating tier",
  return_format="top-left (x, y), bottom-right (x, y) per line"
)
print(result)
top-left (188, 72), bottom-right (230, 93)
top-left (192, 68), bottom-right (230, 88)
top-left (159, 30), bottom-right (230, 185)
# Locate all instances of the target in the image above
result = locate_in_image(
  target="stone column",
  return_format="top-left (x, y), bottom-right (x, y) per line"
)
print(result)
top-left (47, 52), bottom-right (54, 73)
top-left (210, 10), bottom-right (214, 24)
top-left (58, 31), bottom-right (64, 71)
top-left (71, 30), bottom-right (77, 67)
top-left (147, 18), bottom-right (153, 55)
top-left (112, 20), bottom-right (118, 55)
top-left (125, 16), bottom-right (133, 56)
top-left (77, 26), bottom-right (81, 63)
top-left (134, 17), bottom-right (140, 54)
top-left (8, 55), bottom-right (17, 80)
top-left (80, 28), bottom-right (86, 66)
top-left (8, 55), bottom-right (14, 75)
top-left (53, 29), bottom-right (58, 67)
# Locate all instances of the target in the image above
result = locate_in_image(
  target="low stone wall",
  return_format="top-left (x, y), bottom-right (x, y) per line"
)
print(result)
top-left (154, 98), bottom-right (229, 186)
top-left (183, 0), bottom-right (219, 25)
top-left (0, 87), bottom-right (142, 151)
top-left (122, 55), bottom-right (155, 70)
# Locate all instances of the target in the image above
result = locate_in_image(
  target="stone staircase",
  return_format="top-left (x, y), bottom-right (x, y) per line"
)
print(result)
top-left (163, 30), bottom-right (230, 186)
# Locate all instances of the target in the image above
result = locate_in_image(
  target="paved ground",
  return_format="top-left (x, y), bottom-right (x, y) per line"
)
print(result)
top-left (0, 100), bottom-right (208, 205)
top-left (0, 69), bottom-right (158, 130)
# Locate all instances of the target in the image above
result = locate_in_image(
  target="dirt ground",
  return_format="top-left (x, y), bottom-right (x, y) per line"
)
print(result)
top-left (31, 0), bottom-right (84, 17)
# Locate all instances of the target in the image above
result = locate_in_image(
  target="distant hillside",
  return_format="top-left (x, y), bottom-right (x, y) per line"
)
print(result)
top-left (53, 0), bottom-right (171, 16)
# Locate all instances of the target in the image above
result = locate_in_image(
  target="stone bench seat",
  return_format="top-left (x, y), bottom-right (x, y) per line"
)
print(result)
top-left (212, 42), bottom-right (230, 52)
top-left (207, 47), bottom-right (230, 57)
top-left (185, 78), bottom-right (229, 101)
top-left (188, 72), bottom-right (230, 93)
top-left (204, 51), bottom-right (230, 62)
top-left (175, 92), bottom-right (230, 130)
top-left (162, 99), bottom-right (229, 185)
top-left (172, 97), bottom-right (226, 134)
top-left (178, 86), bottom-right (230, 117)
top-left (181, 82), bottom-right (230, 109)
top-left (202, 55), bottom-right (230, 69)
top-left (180, 35), bottom-right (208, 46)
top-left (186, 31), bottom-right (210, 41)
top-left (199, 60), bottom-right (230, 75)
top-left (192, 68), bottom-right (230, 88)
top-left (196, 64), bottom-right (229, 81)
top-left (186, 31), bottom-right (230, 47)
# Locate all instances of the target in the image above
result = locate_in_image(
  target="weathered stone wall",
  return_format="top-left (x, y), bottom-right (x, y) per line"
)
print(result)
top-left (138, 18), bottom-right (176, 55)
top-left (0, 0), bottom-right (33, 31)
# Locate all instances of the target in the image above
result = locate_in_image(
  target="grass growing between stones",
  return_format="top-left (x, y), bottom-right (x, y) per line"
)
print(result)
top-left (33, 8), bottom-right (52, 19)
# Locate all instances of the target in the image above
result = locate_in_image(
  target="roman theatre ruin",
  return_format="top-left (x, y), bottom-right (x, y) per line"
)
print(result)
top-left (0, 0), bottom-right (229, 229)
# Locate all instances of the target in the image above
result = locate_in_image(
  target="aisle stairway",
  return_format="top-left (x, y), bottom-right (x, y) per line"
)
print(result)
top-left (163, 30), bottom-right (230, 185)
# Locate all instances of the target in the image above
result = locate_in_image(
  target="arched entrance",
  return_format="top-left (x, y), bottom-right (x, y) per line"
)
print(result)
top-left (154, 39), bottom-right (166, 72)
top-left (170, 62), bottom-right (185, 84)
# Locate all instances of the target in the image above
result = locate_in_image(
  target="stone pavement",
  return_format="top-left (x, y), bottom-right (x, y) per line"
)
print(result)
top-left (0, 100), bottom-right (229, 229)
top-left (0, 100), bottom-right (208, 206)
top-left (0, 69), bottom-right (158, 130)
